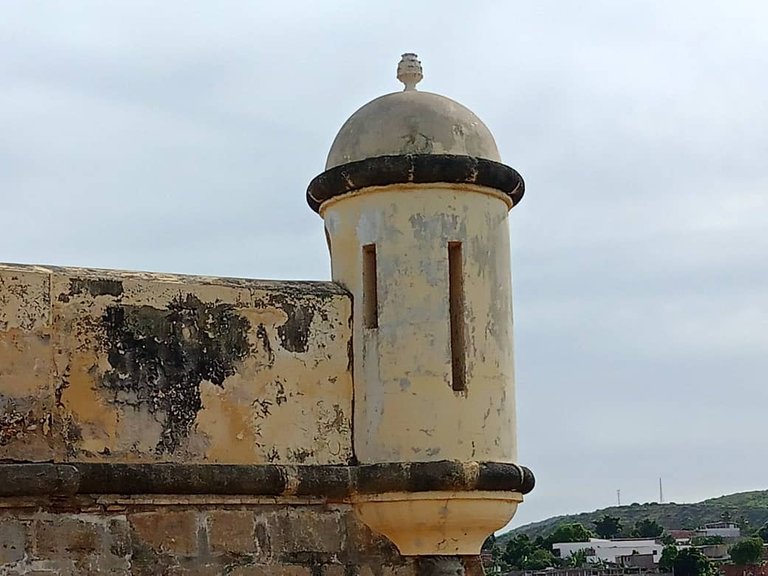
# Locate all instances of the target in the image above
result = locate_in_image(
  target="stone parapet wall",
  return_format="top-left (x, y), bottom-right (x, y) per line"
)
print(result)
top-left (0, 264), bottom-right (352, 466)
top-left (0, 262), bottom-right (525, 573)
top-left (0, 263), bottom-right (531, 573)
top-left (0, 497), bottom-right (417, 575)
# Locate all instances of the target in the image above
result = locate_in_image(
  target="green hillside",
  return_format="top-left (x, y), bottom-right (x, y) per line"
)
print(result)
top-left (501, 490), bottom-right (768, 543)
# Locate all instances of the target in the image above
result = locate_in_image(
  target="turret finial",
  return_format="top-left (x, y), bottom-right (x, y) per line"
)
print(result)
top-left (397, 53), bottom-right (423, 91)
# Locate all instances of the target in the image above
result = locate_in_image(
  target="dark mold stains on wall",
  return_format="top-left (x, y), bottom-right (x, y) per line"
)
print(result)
top-left (66, 278), bottom-right (124, 300)
top-left (260, 282), bottom-right (343, 354)
top-left (276, 301), bottom-right (314, 353)
top-left (253, 324), bottom-right (275, 369)
top-left (101, 294), bottom-right (251, 454)
top-left (0, 403), bottom-right (38, 446)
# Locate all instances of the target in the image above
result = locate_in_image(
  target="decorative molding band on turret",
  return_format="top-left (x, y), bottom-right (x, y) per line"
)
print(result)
top-left (0, 461), bottom-right (535, 498)
top-left (307, 154), bottom-right (525, 213)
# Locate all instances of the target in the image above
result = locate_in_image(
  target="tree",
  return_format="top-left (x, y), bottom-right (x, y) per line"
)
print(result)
top-left (482, 535), bottom-right (496, 551)
top-left (593, 515), bottom-right (623, 539)
top-left (544, 523), bottom-right (593, 548)
top-left (503, 534), bottom-right (557, 570)
top-left (738, 516), bottom-right (751, 534)
top-left (659, 545), bottom-right (678, 573)
top-left (757, 523), bottom-right (768, 544)
top-left (729, 538), bottom-right (764, 566)
top-left (482, 535), bottom-right (506, 572)
top-left (633, 519), bottom-right (664, 538)
top-left (565, 548), bottom-right (589, 568)
top-left (660, 534), bottom-right (677, 546)
top-left (503, 534), bottom-right (538, 569)
top-left (673, 547), bottom-right (713, 576)
top-left (523, 548), bottom-right (557, 570)
top-left (672, 548), bottom-right (710, 576)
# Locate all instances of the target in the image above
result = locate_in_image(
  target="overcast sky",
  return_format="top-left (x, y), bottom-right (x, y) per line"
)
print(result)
top-left (2, 1), bottom-right (767, 529)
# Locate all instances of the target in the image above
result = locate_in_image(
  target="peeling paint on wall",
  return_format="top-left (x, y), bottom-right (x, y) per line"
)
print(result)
top-left (0, 264), bottom-right (353, 465)
top-left (66, 278), bottom-right (125, 300)
top-left (101, 294), bottom-right (251, 454)
top-left (324, 185), bottom-right (517, 464)
top-left (275, 301), bottom-right (314, 353)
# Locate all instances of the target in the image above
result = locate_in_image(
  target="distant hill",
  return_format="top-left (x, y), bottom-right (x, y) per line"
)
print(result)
top-left (500, 490), bottom-right (768, 543)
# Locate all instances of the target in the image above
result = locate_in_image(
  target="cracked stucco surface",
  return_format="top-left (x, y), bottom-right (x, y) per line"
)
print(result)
top-left (323, 184), bottom-right (517, 464)
top-left (0, 264), bottom-right (352, 465)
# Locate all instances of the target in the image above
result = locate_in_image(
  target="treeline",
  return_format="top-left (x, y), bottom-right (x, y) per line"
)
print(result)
top-left (483, 514), bottom-right (768, 574)
top-left (483, 516), bottom-right (667, 571)
top-left (508, 490), bottom-right (768, 541)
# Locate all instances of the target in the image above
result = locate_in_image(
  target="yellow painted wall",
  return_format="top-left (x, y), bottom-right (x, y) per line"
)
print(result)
top-left (322, 184), bottom-right (517, 464)
top-left (0, 265), bottom-right (352, 465)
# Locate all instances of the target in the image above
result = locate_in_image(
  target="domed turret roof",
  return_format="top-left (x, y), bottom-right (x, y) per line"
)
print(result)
top-left (307, 54), bottom-right (524, 213)
top-left (325, 54), bottom-right (500, 169)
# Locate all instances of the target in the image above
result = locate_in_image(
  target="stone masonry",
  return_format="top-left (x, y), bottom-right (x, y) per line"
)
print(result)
top-left (0, 499), bottom-right (422, 575)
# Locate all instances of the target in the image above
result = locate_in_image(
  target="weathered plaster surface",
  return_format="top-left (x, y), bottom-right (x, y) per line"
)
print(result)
top-left (353, 490), bottom-right (522, 555)
top-left (0, 498), bottom-right (426, 575)
top-left (326, 90), bottom-right (501, 169)
top-left (0, 268), bottom-right (56, 461)
top-left (0, 264), bottom-right (352, 465)
top-left (323, 184), bottom-right (517, 464)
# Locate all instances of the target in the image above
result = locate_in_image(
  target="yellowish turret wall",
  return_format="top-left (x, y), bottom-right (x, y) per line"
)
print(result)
top-left (322, 183), bottom-right (516, 464)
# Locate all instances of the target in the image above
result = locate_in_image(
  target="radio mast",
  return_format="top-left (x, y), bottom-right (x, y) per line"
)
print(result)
top-left (659, 478), bottom-right (664, 503)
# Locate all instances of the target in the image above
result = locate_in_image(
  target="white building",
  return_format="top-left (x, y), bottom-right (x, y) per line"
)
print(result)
top-left (697, 522), bottom-right (740, 538)
top-left (552, 539), bottom-right (663, 565)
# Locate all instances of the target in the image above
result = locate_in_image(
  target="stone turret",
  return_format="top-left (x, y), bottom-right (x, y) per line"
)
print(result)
top-left (308, 54), bottom-right (531, 556)
top-left (0, 54), bottom-right (533, 574)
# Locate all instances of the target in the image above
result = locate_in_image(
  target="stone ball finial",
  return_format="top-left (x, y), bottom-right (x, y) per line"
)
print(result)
top-left (397, 53), bottom-right (423, 91)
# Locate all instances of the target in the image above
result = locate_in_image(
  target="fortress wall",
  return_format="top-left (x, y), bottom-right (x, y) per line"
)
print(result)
top-left (0, 263), bottom-right (353, 466)
top-left (0, 498), bottom-right (422, 575)
top-left (0, 264), bottom-right (510, 574)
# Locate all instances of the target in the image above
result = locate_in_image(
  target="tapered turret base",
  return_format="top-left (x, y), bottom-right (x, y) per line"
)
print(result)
top-left (353, 491), bottom-right (522, 556)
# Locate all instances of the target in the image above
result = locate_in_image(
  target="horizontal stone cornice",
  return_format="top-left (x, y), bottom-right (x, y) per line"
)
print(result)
top-left (307, 154), bottom-right (525, 213)
top-left (0, 461), bottom-right (534, 499)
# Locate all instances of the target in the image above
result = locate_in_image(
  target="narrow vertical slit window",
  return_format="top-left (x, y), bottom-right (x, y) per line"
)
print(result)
top-left (448, 241), bottom-right (466, 392)
top-left (324, 227), bottom-right (333, 256)
top-left (362, 244), bottom-right (378, 329)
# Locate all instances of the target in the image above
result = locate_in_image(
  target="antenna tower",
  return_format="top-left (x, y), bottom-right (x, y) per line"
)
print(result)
top-left (659, 477), bottom-right (664, 503)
